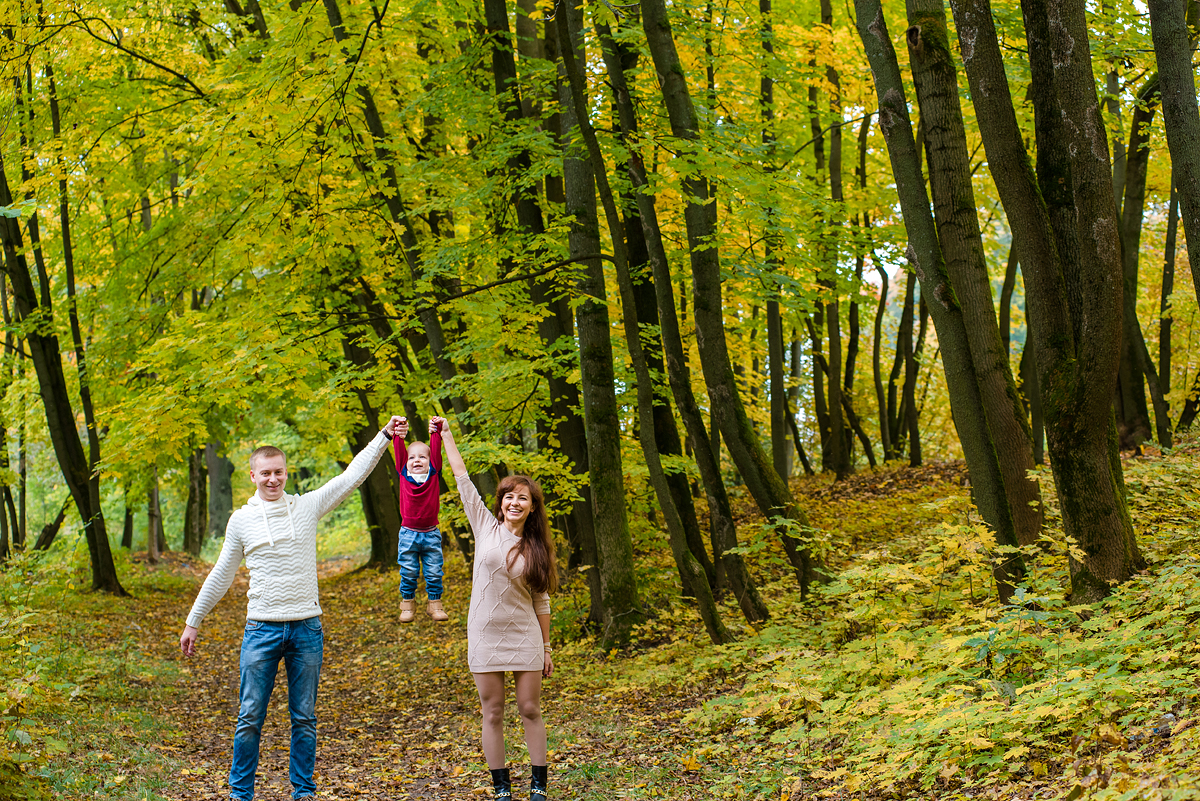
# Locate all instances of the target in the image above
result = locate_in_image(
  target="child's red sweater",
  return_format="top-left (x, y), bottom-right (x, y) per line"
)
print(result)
top-left (392, 428), bottom-right (442, 531)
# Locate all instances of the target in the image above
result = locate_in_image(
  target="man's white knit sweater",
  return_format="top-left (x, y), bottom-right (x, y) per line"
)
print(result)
top-left (185, 432), bottom-right (390, 629)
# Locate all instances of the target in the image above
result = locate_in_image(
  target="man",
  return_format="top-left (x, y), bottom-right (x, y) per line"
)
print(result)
top-left (179, 417), bottom-right (403, 801)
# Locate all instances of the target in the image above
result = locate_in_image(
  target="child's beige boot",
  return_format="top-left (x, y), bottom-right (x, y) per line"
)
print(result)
top-left (427, 599), bottom-right (449, 621)
top-left (399, 598), bottom-right (415, 623)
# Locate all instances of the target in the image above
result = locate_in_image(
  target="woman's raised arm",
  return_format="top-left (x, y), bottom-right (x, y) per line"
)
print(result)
top-left (431, 417), bottom-right (468, 477)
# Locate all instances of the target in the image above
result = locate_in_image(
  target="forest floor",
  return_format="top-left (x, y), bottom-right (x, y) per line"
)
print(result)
top-left (4, 446), bottom-right (1200, 801)
top-left (135, 550), bottom-right (723, 801)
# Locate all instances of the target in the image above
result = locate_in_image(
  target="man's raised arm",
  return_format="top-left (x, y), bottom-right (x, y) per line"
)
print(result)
top-left (308, 416), bottom-right (405, 519)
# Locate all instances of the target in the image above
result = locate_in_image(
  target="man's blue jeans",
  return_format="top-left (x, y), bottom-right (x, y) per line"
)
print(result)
top-left (229, 617), bottom-right (323, 800)
top-left (398, 526), bottom-right (444, 600)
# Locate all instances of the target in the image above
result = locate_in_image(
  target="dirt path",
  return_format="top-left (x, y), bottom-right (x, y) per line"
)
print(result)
top-left (142, 555), bottom-right (710, 801)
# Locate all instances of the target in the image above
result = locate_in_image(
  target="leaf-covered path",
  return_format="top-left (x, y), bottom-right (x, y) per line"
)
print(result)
top-left (142, 554), bottom-right (714, 800)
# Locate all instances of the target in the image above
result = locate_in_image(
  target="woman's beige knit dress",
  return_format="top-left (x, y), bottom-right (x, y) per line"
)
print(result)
top-left (458, 475), bottom-right (551, 673)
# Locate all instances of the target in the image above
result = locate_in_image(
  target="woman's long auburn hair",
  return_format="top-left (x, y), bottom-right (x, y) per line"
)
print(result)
top-left (493, 475), bottom-right (559, 595)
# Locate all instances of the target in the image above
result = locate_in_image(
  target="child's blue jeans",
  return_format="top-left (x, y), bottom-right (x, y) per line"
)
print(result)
top-left (398, 525), bottom-right (444, 600)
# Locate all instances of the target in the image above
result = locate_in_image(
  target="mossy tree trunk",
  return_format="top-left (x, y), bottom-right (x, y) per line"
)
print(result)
top-left (951, 0), bottom-right (1144, 601)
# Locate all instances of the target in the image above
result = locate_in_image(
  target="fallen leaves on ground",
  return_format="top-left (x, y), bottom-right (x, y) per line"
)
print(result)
top-left (123, 552), bottom-right (718, 800)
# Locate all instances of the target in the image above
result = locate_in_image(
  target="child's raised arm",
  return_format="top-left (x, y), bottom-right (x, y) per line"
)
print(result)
top-left (432, 417), bottom-right (467, 477)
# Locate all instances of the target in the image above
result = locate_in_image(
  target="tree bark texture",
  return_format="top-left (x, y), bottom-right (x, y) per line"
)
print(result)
top-left (206, 443), bottom-right (235, 538)
top-left (1115, 78), bottom-right (1162, 448)
top-left (906, 0), bottom-right (1043, 546)
top-left (1148, 0), bottom-right (1200, 307)
top-left (857, 0), bottom-right (1025, 599)
top-left (951, 0), bottom-right (1144, 600)
top-left (183, 447), bottom-right (209, 556)
top-left (1160, 181), bottom-right (1178, 394)
top-left (554, 0), bottom-right (642, 641)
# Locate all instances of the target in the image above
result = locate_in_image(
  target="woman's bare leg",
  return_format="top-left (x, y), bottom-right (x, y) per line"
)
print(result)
top-left (514, 670), bottom-right (546, 764)
top-left (473, 672), bottom-right (507, 769)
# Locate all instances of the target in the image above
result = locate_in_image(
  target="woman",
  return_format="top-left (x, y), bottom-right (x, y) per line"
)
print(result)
top-left (434, 417), bottom-right (557, 801)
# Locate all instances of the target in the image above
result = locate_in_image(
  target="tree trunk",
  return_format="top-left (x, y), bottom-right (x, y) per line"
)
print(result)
top-left (1115, 78), bottom-right (1163, 448)
top-left (998, 245), bottom-right (1019, 355)
top-left (903, 283), bottom-right (923, 467)
top-left (206, 443), bottom-right (235, 538)
top-left (482, 0), bottom-right (601, 623)
top-left (597, 18), bottom-right (767, 622)
top-left (856, 0), bottom-right (1025, 599)
top-left (810, 312), bottom-right (833, 468)
top-left (628, 211), bottom-right (717, 591)
top-left (342, 336), bottom-right (401, 568)
top-left (121, 487), bottom-right (135, 550)
top-left (33, 496), bottom-right (71, 551)
top-left (1019, 333), bottom-right (1045, 464)
top-left (821, 0), bottom-right (852, 479)
top-left (762, 0), bottom-right (793, 481)
top-left (951, 0), bottom-right (1144, 600)
top-left (872, 262), bottom-right (893, 460)
top-left (1160, 181), bottom-right (1178, 393)
top-left (846, 116), bottom-right (874, 467)
top-left (183, 447), bottom-right (208, 556)
top-left (1148, 0), bottom-right (1200, 307)
top-left (643, 0), bottom-right (815, 593)
top-left (147, 468), bottom-right (162, 564)
top-left (555, 1), bottom-right (731, 643)
top-left (550, 0), bottom-right (641, 642)
top-left (0, 154), bottom-right (126, 594)
top-left (906, 0), bottom-right (1043, 545)
top-left (768, 300), bottom-right (789, 479)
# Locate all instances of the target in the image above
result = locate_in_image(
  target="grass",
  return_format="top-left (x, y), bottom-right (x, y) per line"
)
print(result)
top-left (0, 545), bottom-right (190, 800)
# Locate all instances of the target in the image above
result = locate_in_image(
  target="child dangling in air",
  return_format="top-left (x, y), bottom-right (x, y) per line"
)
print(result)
top-left (392, 416), bottom-right (449, 623)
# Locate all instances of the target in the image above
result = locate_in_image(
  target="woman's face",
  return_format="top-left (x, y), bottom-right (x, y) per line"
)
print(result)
top-left (500, 485), bottom-right (533, 530)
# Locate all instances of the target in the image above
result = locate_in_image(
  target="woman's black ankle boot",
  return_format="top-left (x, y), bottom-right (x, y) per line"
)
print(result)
top-left (530, 765), bottom-right (548, 800)
top-left (490, 767), bottom-right (512, 800)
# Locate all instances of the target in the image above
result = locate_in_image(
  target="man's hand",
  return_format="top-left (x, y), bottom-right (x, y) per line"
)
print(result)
top-left (180, 625), bottom-right (199, 657)
top-left (384, 415), bottom-right (407, 438)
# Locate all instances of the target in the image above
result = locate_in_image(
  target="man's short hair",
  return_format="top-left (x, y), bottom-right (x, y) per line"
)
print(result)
top-left (250, 446), bottom-right (287, 470)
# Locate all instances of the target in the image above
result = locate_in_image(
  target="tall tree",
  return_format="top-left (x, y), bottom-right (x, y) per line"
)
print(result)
top-left (597, 17), bottom-right (768, 622)
top-left (555, 0), bottom-right (730, 643)
top-left (541, 0), bottom-right (641, 640)
top-left (951, 0), bottom-right (1145, 600)
top-left (0, 154), bottom-right (126, 595)
top-left (906, 0), bottom-right (1043, 546)
top-left (642, 0), bottom-right (817, 594)
top-left (856, 0), bottom-right (1025, 599)
top-left (1147, 0), bottom-right (1200, 308)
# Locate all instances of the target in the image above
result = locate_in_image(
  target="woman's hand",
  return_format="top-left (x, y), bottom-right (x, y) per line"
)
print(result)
top-left (543, 651), bottom-right (554, 678)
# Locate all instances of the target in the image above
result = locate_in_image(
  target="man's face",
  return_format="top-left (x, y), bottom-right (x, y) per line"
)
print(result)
top-left (407, 444), bottom-right (431, 475)
top-left (250, 455), bottom-right (288, 501)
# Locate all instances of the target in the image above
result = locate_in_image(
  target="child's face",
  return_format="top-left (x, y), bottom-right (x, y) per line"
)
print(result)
top-left (407, 443), bottom-right (431, 474)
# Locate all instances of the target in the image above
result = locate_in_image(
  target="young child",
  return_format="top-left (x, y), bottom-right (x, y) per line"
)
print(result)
top-left (392, 416), bottom-right (449, 622)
